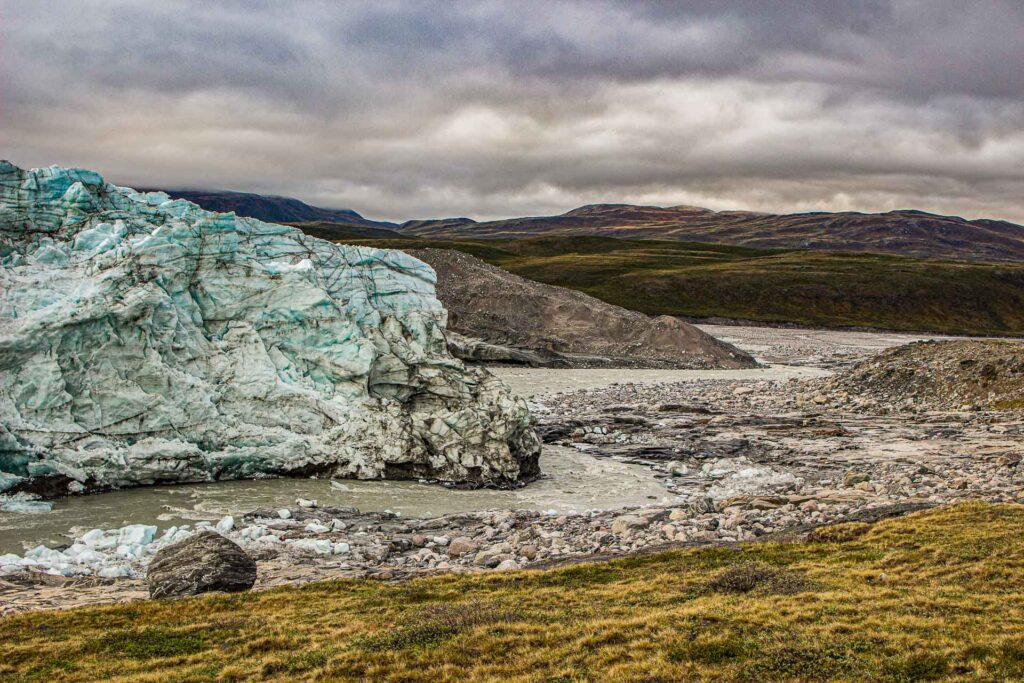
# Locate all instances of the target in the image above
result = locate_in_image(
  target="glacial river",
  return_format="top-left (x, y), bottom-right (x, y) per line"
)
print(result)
top-left (0, 364), bottom-right (828, 554)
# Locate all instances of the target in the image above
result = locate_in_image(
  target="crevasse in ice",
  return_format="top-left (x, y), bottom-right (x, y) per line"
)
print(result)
top-left (0, 162), bottom-right (540, 496)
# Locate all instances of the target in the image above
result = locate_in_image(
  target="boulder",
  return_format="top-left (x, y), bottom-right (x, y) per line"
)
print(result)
top-left (446, 536), bottom-right (478, 558)
top-left (147, 531), bottom-right (257, 599)
top-left (611, 515), bottom-right (648, 535)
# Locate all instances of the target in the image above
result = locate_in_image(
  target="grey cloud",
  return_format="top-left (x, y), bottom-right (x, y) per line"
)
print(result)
top-left (2, 0), bottom-right (1023, 223)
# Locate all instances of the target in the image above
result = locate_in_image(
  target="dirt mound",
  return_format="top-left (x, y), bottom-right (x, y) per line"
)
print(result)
top-left (408, 248), bottom-right (756, 369)
top-left (825, 340), bottom-right (1024, 410)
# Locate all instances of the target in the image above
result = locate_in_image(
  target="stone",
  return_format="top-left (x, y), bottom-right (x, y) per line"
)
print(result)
top-left (447, 536), bottom-right (478, 558)
top-left (147, 531), bottom-right (256, 599)
top-left (638, 508), bottom-right (670, 523)
top-left (474, 551), bottom-right (502, 568)
top-left (519, 544), bottom-right (538, 560)
top-left (733, 386), bottom-right (754, 396)
top-left (611, 515), bottom-right (647, 535)
top-left (0, 162), bottom-right (540, 493)
top-left (494, 559), bottom-right (519, 571)
top-left (843, 471), bottom-right (871, 487)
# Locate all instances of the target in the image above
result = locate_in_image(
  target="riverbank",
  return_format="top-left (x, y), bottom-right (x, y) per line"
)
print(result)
top-left (2, 325), bottom-right (1022, 615)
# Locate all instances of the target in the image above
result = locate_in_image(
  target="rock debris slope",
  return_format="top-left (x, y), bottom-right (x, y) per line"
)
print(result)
top-left (407, 248), bottom-right (756, 369)
top-left (0, 163), bottom-right (539, 496)
top-left (823, 339), bottom-right (1024, 411)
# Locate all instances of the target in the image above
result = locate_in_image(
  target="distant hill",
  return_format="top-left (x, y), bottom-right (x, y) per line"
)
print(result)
top-left (141, 189), bottom-right (1024, 263)
top-left (399, 203), bottom-right (1024, 263)
top-left (144, 188), bottom-right (398, 230)
top-left (283, 221), bottom-right (407, 241)
top-left (344, 235), bottom-right (1024, 337)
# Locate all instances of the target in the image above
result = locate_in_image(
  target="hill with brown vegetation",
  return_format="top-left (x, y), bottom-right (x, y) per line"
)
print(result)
top-left (342, 235), bottom-right (1024, 337)
top-left (399, 204), bottom-right (1024, 263)
top-left (142, 189), bottom-right (399, 231)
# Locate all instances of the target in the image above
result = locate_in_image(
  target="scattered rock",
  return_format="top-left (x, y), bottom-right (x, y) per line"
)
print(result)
top-left (447, 537), bottom-right (479, 558)
top-left (147, 531), bottom-right (257, 599)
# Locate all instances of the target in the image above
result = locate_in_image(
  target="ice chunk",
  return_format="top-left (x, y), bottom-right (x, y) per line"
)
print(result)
top-left (117, 525), bottom-right (157, 547)
top-left (0, 497), bottom-right (52, 513)
top-left (81, 529), bottom-right (117, 549)
top-left (216, 515), bottom-right (235, 534)
top-left (0, 163), bottom-right (540, 494)
top-left (97, 564), bottom-right (132, 579)
top-left (289, 538), bottom-right (334, 555)
top-left (0, 472), bottom-right (25, 493)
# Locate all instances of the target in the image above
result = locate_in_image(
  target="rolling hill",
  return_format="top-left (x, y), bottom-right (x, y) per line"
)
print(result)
top-left (142, 189), bottom-right (398, 231)
top-left (139, 188), bottom-right (1024, 263)
top-left (398, 204), bottom-right (1024, 263)
top-left (343, 235), bottom-right (1024, 337)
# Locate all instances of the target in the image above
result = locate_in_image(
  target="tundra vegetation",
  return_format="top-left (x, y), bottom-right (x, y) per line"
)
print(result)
top-left (337, 235), bottom-right (1024, 337)
top-left (3, 503), bottom-right (1024, 682)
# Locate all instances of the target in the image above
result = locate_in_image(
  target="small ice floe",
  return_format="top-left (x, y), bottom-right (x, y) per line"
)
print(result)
top-left (287, 538), bottom-right (349, 555)
top-left (304, 521), bottom-right (330, 534)
top-left (702, 457), bottom-right (803, 499)
top-left (0, 492), bottom-right (53, 514)
top-left (0, 523), bottom-right (172, 578)
top-left (277, 508), bottom-right (292, 519)
top-left (296, 498), bottom-right (317, 508)
top-left (239, 525), bottom-right (269, 541)
top-left (329, 481), bottom-right (350, 491)
top-left (215, 515), bottom-right (235, 534)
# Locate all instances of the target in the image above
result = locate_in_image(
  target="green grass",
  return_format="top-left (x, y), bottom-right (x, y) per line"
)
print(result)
top-left (339, 235), bottom-right (1024, 336)
top-left (4, 503), bottom-right (1024, 681)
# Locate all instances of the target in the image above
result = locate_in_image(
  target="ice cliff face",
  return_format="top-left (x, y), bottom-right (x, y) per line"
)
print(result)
top-left (0, 162), bottom-right (540, 496)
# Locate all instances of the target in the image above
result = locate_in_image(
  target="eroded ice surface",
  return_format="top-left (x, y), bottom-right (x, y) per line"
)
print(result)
top-left (0, 162), bottom-right (540, 496)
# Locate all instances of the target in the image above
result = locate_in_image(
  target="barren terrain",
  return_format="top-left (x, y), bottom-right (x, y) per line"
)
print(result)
top-left (3, 326), bottom-right (1021, 616)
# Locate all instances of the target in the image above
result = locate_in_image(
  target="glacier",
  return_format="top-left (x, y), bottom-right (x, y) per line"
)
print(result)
top-left (0, 162), bottom-right (540, 497)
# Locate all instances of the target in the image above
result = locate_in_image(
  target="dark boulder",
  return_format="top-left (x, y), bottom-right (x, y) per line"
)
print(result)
top-left (147, 530), bottom-right (256, 599)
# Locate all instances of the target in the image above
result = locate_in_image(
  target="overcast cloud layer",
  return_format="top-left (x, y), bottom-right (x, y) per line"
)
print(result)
top-left (3, 1), bottom-right (1023, 222)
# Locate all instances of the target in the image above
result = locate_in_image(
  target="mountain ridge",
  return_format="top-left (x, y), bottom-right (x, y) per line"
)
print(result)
top-left (399, 203), bottom-right (1024, 263)
top-left (139, 188), bottom-right (398, 229)
top-left (139, 187), bottom-right (1024, 262)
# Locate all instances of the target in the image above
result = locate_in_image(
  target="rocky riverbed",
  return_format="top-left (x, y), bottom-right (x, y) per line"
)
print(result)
top-left (3, 325), bottom-right (1023, 615)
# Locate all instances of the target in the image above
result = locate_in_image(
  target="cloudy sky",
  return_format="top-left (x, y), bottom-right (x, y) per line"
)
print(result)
top-left (3, 1), bottom-right (1024, 223)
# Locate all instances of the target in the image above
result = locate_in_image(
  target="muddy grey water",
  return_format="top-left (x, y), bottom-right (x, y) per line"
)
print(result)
top-left (0, 364), bottom-right (828, 553)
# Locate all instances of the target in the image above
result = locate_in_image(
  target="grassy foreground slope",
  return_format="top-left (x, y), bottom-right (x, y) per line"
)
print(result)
top-left (4, 503), bottom-right (1024, 682)
top-left (342, 236), bottom-right (1024, 336)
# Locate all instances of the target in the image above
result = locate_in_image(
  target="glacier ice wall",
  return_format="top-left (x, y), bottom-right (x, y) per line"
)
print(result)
top-left (0, 162), bottom-right (540, 495)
